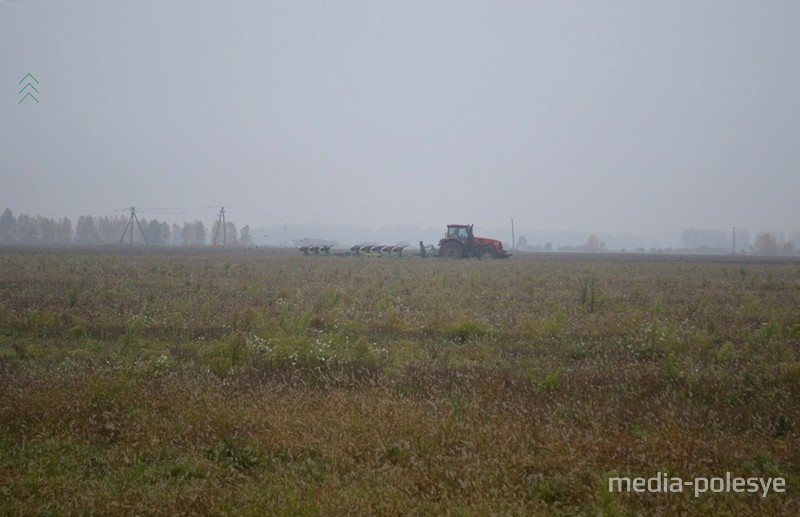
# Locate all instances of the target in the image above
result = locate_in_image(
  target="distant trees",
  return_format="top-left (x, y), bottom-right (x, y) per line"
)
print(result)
top-left (555, 234), bottom-right (608, 252)
top-left (180, 223), bottom-right (192, 245)
top-left (181, 220), bottom-right (207, 246)
top-left (39, 217), bottom-right (59, 244)
top-left (678, 228), bottom-right (777, 254)
top-left (210, 220), bottom-right (239, 245)
top-left (0, 208), bottom-right (251, 247)
top-left (143, 219), bottom-right (170, 246)
top-left (96, 215), bottom-right (128, 243)
top-left (0, 208), bottom-right (15, 242)
top-left (171, 223), bottom-right (181, 245)
top-left (0, 208), bottom-right (73, 245)
top-left (75, 215), bottom-right (100, 244)
top-left (753, 232), bottom-right (781, 255)
top-left (586, 234), bottom-right (605, 252)
top-left (507, 230), bottom-right (796, 255)
top-left (240, 225), bottom-right (252, 245)
top-left (225, 222), bottom-right (237, 244)
top-left (16, 214), bottom-right (39, 244)
top-left (58, 218), bottom-right (72, 244)
top-left (750, 232), bottom-right (797, 256)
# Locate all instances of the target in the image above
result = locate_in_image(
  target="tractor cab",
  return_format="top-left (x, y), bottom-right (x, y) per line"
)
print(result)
top-left (446, 224), bottom-right (473, 244)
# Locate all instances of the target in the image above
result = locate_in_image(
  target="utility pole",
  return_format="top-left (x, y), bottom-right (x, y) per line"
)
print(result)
top-left (511, 218), bottom-right (515, 251)
top-left (118, 207), bottom-right (148, 245)
top-left (213, 206), bottom-right (227, 246)
top-left (732, 226), bottom-right (736, 255)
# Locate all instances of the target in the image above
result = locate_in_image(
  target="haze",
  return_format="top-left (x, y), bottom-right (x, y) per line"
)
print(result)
top-left (2, 1), bottom-right (798, 248)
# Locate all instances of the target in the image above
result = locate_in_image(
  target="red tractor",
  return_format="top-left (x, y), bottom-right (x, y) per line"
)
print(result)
top-left (438, 224), bottom-right (510, 259)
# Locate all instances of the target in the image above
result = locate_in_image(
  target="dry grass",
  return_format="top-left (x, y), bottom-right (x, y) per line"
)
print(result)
top-left (0, 248), bottom-right (798, 515)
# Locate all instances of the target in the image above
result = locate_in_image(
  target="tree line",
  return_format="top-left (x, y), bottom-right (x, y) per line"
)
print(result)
top-left (680, 228), bottom-right (798, 256)
top-left (0, 208), bottom-right (252, 246)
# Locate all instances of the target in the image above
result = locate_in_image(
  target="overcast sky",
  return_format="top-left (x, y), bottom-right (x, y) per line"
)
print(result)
top-left (2, 1), bottom-right (798, 243)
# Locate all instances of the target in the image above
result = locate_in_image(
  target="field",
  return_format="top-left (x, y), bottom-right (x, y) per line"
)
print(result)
top-left (1, 248), bottom-right (798, 515)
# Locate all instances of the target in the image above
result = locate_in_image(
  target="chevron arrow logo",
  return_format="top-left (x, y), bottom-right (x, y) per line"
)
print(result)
top-left (18, 73), bottom-right (39, 104)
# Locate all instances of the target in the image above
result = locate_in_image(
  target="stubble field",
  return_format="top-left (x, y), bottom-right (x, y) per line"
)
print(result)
top-left (0, 248), bottom-right (798, 515)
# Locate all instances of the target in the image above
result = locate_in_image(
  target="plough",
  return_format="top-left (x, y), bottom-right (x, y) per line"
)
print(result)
top-left (297, 244), bottom-right (335, 255)
top-left (350, 244), bottom-right (407, 256)
top-left (297, 243), bottom-right (433, 257)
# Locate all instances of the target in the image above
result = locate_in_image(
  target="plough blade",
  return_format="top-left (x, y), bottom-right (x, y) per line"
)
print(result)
top-left (302, 242), bottom-right (415, 257)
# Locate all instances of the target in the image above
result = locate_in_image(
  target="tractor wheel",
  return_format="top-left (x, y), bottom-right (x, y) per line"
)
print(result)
top-left (478, 246), bottom-right (497, 260)
top-left (439, 241), bottom-right (463, 259)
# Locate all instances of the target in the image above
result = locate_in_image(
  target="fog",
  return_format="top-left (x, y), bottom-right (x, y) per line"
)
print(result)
top-left (2, 1), bottom-right (798, 249)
